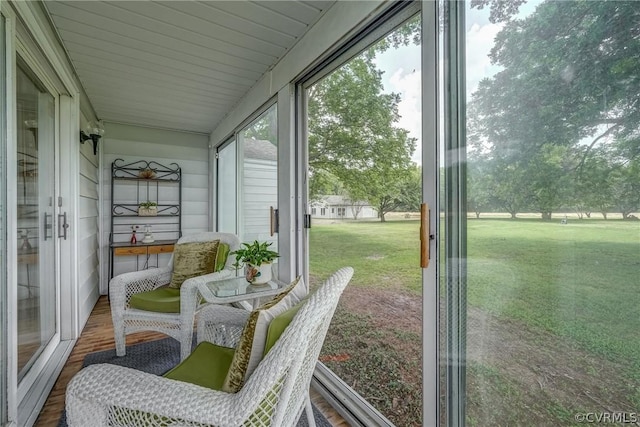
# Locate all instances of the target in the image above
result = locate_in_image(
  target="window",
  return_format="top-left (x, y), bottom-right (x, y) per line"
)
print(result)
top-left (311, 207), bottom-right (316, 215)
top-left (320, 208), bottom-right (326, 216)
top-left (441, 1), bottom-right (640, 425)
top-left (239, 104), bottom-right (278, 248)
top-left (337, 207), bottom-right (345, 217)
top-left (217, 104), bottom-right (278, 251)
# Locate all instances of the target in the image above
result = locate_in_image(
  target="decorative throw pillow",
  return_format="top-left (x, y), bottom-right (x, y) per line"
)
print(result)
top-left (215, 242), bottom-right (230, 272)
top-left (168, 240), bottom-right (220, 289)
top-left (222, 276), bottom-right (307, 393)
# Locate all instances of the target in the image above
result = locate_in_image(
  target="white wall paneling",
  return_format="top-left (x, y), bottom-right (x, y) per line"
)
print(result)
top-left (100, 123), bottom-right (209, 292)
top-left (78, 110), bottom-right (100, 330)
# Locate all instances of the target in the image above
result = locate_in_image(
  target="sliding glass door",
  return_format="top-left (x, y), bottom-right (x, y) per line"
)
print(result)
top-left (301, 6), bottom-right (426, 426)
top-left (216, 104), bottom-right (278, 254)
top-left (442, 1), bottom-right (640, 425)
top-left (216, 138), bottom-right (237, 234)
top-left (15, 59), bottom-right (58, 383)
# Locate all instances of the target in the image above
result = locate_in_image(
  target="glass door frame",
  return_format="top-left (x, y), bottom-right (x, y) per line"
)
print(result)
top-left (0, 9), bottom-right (9, 427)
top-left (214, 136), bottom-right (237, 234)
top-left (13, 48), bottom-right (62, 404)
top-left (213, 98), bottom-right (279, 271)
top-left (1, 1), bottom-right (80, 425)
top-left (294, 1), bottom-right (441, 425)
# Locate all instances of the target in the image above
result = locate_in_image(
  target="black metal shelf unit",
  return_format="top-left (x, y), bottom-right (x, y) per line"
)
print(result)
top-left (109, 159), bottom-right (182, 279)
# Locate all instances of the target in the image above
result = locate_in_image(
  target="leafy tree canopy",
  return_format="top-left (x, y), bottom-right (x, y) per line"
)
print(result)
top-left (308, 52), bottom-right (416, 219)
top-left (472, 0), bottom-right (640, 161)
top-left (468, 0), bottom-right (640, 218)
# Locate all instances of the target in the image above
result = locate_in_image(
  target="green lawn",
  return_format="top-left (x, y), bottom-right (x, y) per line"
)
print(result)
top-left (310, 218), bottom-right (640, 424)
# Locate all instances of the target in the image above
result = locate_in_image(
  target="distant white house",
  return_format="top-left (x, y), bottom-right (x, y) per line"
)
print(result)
top-left (309, 195), bottom-right (378, 220)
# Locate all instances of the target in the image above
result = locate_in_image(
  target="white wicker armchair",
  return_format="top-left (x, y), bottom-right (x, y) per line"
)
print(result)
top-left (109, 232), bottom-right (240, 360)
top-left (67, 267), bottom-right (353, 427)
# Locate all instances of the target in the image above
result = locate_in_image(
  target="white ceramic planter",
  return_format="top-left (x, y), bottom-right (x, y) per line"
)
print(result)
top-left (245, 262), bottom-right (272, 285)
top-left (138, 207), bottom-right (158, 216)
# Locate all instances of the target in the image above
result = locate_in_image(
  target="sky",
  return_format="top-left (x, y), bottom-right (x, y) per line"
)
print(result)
top-left (372, 2), bottom-right (539, 163)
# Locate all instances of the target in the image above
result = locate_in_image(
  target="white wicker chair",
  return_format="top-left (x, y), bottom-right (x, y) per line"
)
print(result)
top-left (109, 232), bottom-right (240, 360)
top-left (67, 267), bottom-right (353, 427)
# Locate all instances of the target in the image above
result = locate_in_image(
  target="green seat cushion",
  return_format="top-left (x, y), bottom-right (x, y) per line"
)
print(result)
top-left (164, 300), bottom-right (304, 396)
top-left (129, 287), bottom-right (181, 313)
top-left (129, 243), bottom-right (231, 313)
top-left (163, 341), bottom-right (235, 390)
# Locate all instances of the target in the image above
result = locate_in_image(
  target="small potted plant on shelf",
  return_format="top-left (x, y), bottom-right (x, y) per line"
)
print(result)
top-left (231, 240), bottom-right (279, 284)
top-left (138, 201), bottom-right (158, 216)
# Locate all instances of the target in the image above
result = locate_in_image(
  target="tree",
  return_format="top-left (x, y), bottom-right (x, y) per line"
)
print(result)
top-left (467, 158), bottom-right (493, 218)
top-left (487, 158), bottom-right (530, 219)
top-left (242, 106), bottom-right (277, 143)
top-left (308, 52), bottom-right (416, 222)
top-left (527, 144), bottom-right (575, 220)
top-left (572, 146), bottom-right (614, 219)
top-left (609, 157), bottom-right (640, 219)
top-left (469, 0), bottom-right (640, 218)
top-left (396, 165), bottom-right (422, 213)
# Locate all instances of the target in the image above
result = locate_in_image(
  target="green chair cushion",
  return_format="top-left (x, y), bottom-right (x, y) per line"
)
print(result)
top-left (129, 287), bottom-right (181, 313)
top-left (129, 243), bottom-right (231, 313)
top-left (163, 341), bottom-right (235, 390)
top-left (164, 301), bottom-right (304, 393)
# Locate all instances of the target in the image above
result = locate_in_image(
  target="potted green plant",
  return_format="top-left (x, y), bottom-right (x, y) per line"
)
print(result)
top-left (138, 201), bottom-right (158, 216)
top-left (231, 240), bottom-right (279, 284)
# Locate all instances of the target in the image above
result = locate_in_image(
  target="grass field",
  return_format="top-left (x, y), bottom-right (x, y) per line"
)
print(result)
top-left (309, 217), bottom-right (640, 426)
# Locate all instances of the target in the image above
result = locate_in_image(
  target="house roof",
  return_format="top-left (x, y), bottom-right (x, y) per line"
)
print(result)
top-left (314, 195), bottom-right (371, 206)
top-left (43, 1), bottom-right (335, 134)
top-left (244, 138), bottom-right (277, 161)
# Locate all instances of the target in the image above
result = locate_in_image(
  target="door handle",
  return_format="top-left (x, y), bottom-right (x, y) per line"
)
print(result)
top-left (44, 213), bottom-right (52, 240)
top-left (58, 212), bottom-right (69, 240)
top-left (269, 206), bottom-right (279, 236)
top-left (420, 203), bottom-right (431, 268)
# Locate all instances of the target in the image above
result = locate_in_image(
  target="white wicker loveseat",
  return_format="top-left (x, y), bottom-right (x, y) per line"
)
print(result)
top-left (67, 267), bottom-right (353, 427)
top-left (109, 232), bottom-right (240, 360)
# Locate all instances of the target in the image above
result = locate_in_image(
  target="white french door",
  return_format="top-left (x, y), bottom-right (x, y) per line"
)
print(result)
top-left (14, 56), bottom-right (62, 405)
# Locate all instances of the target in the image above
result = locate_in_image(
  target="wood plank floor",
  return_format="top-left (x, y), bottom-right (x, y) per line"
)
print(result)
top-left (34, 296), bottom-right (350, 427)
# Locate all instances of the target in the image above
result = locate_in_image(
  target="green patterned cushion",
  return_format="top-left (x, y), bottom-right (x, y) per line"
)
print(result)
top-left (168, 240), bottom-right (220, 289)
top-left (222, 276), bottom-right (307, 393)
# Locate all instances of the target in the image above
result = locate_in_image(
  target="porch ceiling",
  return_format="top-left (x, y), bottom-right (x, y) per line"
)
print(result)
top-left (43, 1), bottom-right (335, 134)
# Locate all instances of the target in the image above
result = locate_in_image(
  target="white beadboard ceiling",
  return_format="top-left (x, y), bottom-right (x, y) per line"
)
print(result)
top-left (44, 1), bottom-right (335, 134)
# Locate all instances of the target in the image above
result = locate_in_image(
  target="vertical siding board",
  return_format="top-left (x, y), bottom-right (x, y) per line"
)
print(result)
top-left (77, 120), bottom-right (101, 327)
